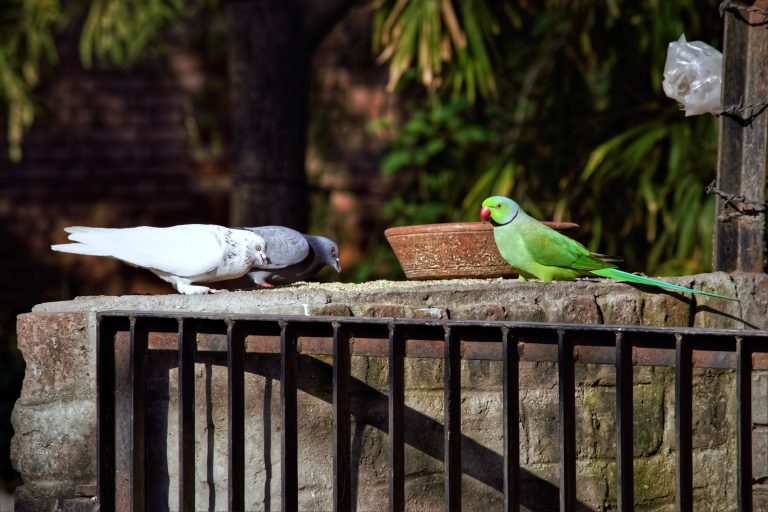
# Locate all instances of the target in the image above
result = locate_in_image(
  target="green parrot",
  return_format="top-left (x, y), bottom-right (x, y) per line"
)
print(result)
top-left (480, 196), bottom-right (737, 301)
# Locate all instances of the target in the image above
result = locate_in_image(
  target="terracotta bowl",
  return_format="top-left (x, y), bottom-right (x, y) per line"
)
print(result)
top-left (384, 221), bottom-right (579, 280)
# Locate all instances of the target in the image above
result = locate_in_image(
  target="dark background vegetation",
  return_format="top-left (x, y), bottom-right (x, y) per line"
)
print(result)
top-left (0, 0), bottom-right (724, 495)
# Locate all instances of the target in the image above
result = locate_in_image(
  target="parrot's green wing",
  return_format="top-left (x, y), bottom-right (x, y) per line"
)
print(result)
top-left (520, 221), bottom-right (616, 272)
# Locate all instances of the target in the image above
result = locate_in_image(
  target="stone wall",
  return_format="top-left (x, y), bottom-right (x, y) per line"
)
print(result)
top-left (11, 273), bottom-right (768, 511)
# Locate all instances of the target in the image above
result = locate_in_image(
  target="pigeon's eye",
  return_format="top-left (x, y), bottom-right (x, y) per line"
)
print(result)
top-left (256, 245), bottom-right (262, 251)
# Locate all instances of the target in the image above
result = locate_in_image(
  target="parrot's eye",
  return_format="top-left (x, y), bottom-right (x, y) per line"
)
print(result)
top-left (496, 203), bottom-right (501, 208)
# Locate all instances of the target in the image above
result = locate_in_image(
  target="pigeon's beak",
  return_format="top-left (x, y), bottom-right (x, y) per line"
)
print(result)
top-left (333, 258), bottom-right (341, 273)
top-left (480, 206), bottom-right (492, 223)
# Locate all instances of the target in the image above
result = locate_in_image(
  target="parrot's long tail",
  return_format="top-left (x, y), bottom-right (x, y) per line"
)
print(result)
top-left (591, 268), bottom-right (739, 301)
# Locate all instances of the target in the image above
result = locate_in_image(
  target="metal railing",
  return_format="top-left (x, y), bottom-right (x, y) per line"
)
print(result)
top-left (95, 312), bottom-right (768, 511)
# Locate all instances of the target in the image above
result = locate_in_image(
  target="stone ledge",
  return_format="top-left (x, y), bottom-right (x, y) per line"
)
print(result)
top-left (30, 272), bottom-right (765, 329)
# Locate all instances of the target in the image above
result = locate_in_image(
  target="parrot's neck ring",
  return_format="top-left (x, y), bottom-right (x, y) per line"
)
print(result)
top-left (490, 208), bottom-right (519, 227)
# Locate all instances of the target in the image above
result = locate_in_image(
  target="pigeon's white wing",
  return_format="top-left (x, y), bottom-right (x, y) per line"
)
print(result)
top-left (245, 226), bottom-right (309, 269)
top-left (60, 225), bottom-right (225, 277)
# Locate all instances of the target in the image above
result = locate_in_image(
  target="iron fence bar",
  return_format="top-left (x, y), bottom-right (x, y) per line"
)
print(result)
top-left (333, 322), bottom-right (352, 511)
top-left (615, 332), bottom-right (633, 511)
top-left (98, 311), bottom-right (768, 339)
top-left (227, 320), bottom-right (245, 512)
top-left (444, 326), bottom-right (462, 512)
top-left (97, 316), bottom-right (120, 511)
top-left (178, 319), bottom-right (196, 512)
top-left (280, 321), bottom-right (299, 512)
top-left (91, 312), bottom-right (768, 511)
top-left (130, 318), bottom-right (148, 512)
top-left (388, 324), bottom-right (405, 512)
top-left (558, 330), bottom-right (576, 512)
top-left (502, 327), bottom-right (520, 512)
top-left (736, 336), bottom-right (753, 512)
top-left (675, 334), bottom-right (693, 512)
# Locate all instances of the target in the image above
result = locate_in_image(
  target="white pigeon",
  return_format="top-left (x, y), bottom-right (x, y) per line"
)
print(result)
top-left (51, 224), bottom-right (268, 294)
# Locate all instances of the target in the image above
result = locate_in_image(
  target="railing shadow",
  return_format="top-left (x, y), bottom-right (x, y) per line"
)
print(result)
top-left (145, 351), bottom-right (595, 512)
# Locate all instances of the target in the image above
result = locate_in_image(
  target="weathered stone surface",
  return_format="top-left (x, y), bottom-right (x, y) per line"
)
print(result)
top-left (642, 292), bottom-right (691, 327)
top-left (754, 371), bottom-right (768, 425)
top-left (633, 454), bottom-right (676, 506)
top-left (12, 312), bottom-right (96, 512)
top-left (10, 400), bottom-right (95, 479)
top-left (448, 303), bottom-right (504, 321)
top-left (307, 302), bottom-right (352, 316)
top-left (598, 293), bottom-right (643, 325)
top-left (547, 295), bottom-right (601, 324)
top-left (13, 273), bottom-right (768, 511)
top-left (504, 301), bottom-right (545, 322)
top-left (691, 369), bottom-right (734, 450)
top-left (754, 426), bottom-right (768, 482)
top-left (13, 480), bottom-right (84, 512)
top-left (14, 312), bottom-right (93, 406)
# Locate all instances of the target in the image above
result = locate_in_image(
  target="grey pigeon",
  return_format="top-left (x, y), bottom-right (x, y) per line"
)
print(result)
top-left (242, 226), bottom-right (311, 268)
top-left (242, 227), bottom-right (341, 287)
top-left (52, 224), bottom-right (268, 295)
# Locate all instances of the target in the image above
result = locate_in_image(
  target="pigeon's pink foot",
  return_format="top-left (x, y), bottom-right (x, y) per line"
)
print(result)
top-left (261, 282), bottom-right (274, 288)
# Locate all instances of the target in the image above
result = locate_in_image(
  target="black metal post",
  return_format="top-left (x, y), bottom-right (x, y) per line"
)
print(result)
top-left (736, 337), bottom-right (753, 511)
top-left (388, 324), bottom-right (405, 512)
top-left (280, 321), bottom-right (299, 512)
top-left (178, 320), bottom-right (196, 512)
top-left (333, 322), bottom-right (352, 511)
top-left (130, 318), bottom-right (148, 512)
top-left (675, 335), bottom-right (693, 512)
top-left (502, 328), bottom-right (520, 512)
top-left (615, 333), bottom-right (634, 511)
top-left (96, 317), bottom-right (119, 511)
top-left (557, 331), bottom-right (576, 512)
top-left (444, 327), bottom-right (462, 512)
top-left (227, 320), bottom-right (245, 512)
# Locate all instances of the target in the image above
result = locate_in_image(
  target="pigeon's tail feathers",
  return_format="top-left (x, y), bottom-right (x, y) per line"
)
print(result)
top-left (65, 226), bottom-right (117, 239)
top-left (51, 242), bottom-right (114, 257)
top-left (591, 268), bottom-right (738, 301)
top-left (56, 227), bottom-right (126, 257)
top-left (64, 226), bottom-right (94, 234)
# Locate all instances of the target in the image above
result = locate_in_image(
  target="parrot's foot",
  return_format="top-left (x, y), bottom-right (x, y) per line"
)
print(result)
top-left (516, 275), bottom-right (528, 282)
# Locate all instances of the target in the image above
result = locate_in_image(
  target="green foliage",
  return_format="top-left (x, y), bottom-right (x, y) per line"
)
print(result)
top-left (78, 0), bottom-right (186, 68)
top-left (0, 0), bottom-right (60, 161)
top-left (372, 96), bottom-right (494, 226)
top-left (0, 0), bottom-right (201, 160)
top-left (373, 0), bottom-right (724, 277)
top-left (373, 0), bottom-right (502, 101)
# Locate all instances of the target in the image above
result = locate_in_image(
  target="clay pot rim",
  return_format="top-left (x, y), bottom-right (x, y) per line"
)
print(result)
top-left (384, 220), bottom-right (578, 237)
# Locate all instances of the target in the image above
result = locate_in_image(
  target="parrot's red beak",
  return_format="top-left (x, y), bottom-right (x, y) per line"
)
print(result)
top-left (480, 206), bottom-right (491, 223)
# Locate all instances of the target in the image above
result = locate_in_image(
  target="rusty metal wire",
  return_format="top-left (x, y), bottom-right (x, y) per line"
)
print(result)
top-left (719, 0), bottom-right (768, 24)
top-left (719, 99), bottom-right (768, 125)
top-left (706, 179), bottom-right (767, 220)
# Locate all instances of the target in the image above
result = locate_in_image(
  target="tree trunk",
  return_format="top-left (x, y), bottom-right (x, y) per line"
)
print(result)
top-left (226, 0), bottom-right (309, 229)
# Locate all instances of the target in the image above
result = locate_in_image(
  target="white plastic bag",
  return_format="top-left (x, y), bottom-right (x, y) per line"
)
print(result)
top-left (662, 34), bottom-right (722, 116)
